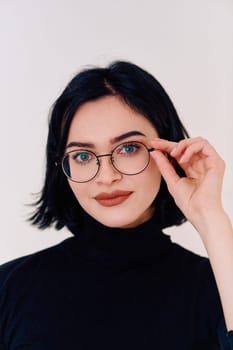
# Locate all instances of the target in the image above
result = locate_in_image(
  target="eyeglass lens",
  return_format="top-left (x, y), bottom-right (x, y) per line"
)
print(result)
top-left (62, 142), bottom-right (151, 183)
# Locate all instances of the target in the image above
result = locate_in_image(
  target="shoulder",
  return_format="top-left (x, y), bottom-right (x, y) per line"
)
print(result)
top-left (167, 241), bottom-right (223, 320)
top-left (169, 239), bottom-right (210, 269)
top-left (0, 236), bottom-right (75, 289)
top-left (167, 240), bottom-right (217, 290)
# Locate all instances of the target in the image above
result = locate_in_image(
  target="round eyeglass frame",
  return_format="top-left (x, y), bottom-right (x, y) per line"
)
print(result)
top-left (60, 141), bottom-right (155, 183)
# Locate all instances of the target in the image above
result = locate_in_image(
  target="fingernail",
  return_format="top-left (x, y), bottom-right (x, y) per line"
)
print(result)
top-left (170, 147), bottom-right (177, 156)
top-left (179, 155), bottom-right (186, 163)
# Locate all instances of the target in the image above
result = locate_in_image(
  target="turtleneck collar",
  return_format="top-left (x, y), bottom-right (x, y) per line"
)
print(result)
top-left (71, 212), bottom-right (173, 267)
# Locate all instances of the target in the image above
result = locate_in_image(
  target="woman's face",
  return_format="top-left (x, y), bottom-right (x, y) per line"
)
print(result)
top-left (66, 95), bottom-right (161, 228)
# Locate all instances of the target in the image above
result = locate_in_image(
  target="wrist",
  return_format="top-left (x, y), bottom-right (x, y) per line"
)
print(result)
top-left (191, 208), bottom-right (232, 245)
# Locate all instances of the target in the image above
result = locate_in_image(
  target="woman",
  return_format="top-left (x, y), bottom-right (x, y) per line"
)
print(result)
top-left (0, 61), bottom-right (232, 349)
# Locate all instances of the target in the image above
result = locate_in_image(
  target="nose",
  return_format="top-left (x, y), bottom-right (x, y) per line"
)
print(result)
top-left (95, 156), bottom-right (122, 185)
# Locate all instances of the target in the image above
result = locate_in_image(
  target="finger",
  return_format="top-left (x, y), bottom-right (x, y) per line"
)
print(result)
top-left (172, 139), bottom-right (225, 174)
top-left (170, 137), bottom-right (214, 159)
top-left (150, 138), bottom-right (178, 154)
top-left (178, 141), bottom-right (211, 164)
top-left (151, 150), bottom-right (180, 192)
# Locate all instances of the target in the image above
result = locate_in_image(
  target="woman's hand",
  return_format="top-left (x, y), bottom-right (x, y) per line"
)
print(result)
top-left (151, 137), bottom-right (233, 331)
top-left (150, 137), bottom-right (226, 232)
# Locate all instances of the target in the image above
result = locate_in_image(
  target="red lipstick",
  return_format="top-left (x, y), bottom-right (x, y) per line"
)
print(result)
top-left (94, 190), bottom-right (133, 207)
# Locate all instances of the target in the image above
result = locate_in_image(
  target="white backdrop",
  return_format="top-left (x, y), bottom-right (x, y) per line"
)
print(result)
top-left (0, 0), bottom-right (232, 264)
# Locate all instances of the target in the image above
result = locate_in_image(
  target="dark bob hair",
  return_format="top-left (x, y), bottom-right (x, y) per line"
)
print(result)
top-left (30, 60), bottom-right (189, 233)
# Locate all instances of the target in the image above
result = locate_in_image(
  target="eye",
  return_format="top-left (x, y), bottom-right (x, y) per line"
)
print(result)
top-left (117, 142), bottom-right (141, 155)
top-left (71, 150), bottom-right (95, 164)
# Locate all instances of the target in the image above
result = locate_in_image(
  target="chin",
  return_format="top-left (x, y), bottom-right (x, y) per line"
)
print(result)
top-left (92, 214), bottom-right (135, 228)
top-left (90, 208), bottom-right (153, 229)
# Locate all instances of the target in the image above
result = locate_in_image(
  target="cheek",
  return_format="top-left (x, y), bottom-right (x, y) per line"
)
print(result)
top-left (68, 180), bottom-right (90, 204)
top-left (128, 161), bottom-right (161, 206)
top-left (144, 164), bottom-right (161, 200)
top-left (139, 160), bottom-right (161, 188)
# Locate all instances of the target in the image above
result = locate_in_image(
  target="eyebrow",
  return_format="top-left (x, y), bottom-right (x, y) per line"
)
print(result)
top-left (66, 130), bottom-right (146, 149)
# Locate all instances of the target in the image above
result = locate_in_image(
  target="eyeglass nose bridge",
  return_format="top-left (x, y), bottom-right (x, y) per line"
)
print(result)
top-left (94, 152), bottom-right (118, 179)
top-left (95, 152), bottom-right (114, 164)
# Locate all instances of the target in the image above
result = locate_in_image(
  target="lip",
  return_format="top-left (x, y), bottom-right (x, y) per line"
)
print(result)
top-left (94, 190), bottom-right (133, 207)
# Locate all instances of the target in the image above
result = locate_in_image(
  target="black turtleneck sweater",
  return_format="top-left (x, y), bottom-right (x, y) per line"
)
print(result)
top-left (0, 215), bottom-right (232, 350)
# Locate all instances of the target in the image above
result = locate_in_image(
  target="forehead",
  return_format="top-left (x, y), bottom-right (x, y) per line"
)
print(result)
top-left (67, 96), bottom-right (158, 144)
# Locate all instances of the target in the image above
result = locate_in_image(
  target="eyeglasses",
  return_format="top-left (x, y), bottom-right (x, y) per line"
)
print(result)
top-left (61, 141), bottom-right (154, 183)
